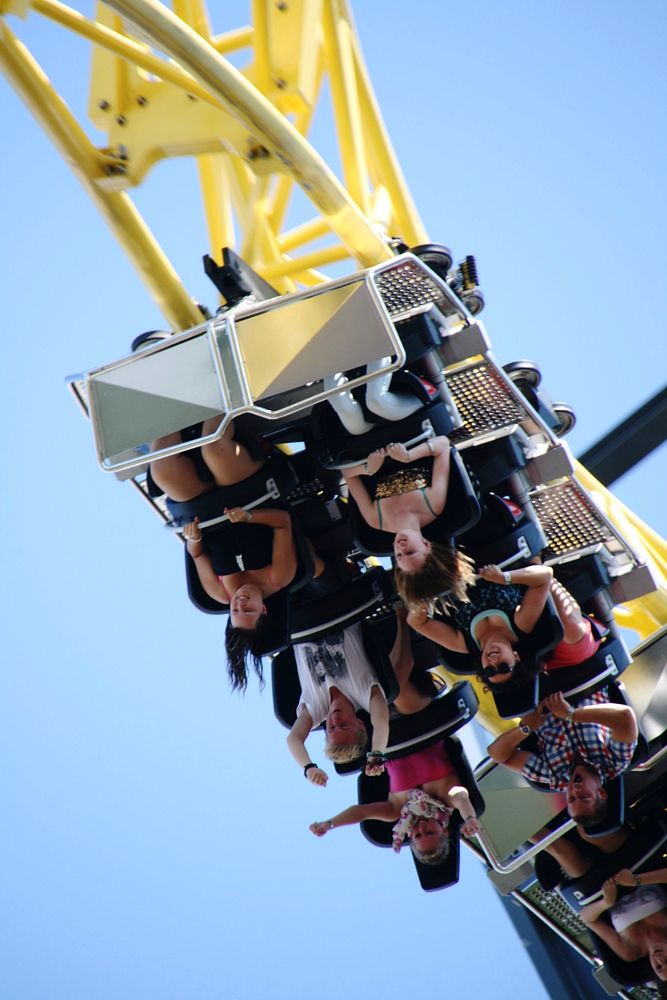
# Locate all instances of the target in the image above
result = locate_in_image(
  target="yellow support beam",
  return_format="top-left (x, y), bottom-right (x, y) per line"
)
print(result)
top-left (0, 18), bottom-right (200, 332)
top-left (103, 0), bottom-right (393, 268)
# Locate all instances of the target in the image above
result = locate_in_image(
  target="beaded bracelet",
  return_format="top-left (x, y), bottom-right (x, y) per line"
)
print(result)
top-left (366, 750), bottom-right (387, 762)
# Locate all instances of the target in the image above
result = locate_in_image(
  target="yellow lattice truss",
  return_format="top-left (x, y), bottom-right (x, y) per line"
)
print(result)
top-left (2, 0), bottom-right (665, 661)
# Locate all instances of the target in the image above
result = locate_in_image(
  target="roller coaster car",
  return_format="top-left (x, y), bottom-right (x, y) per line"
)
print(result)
top-left (76, 253), bottom-right (484, 478)
top-left (358, 731), bottom-right (484, 892)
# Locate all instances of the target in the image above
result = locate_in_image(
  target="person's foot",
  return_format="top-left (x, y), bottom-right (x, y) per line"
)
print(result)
top-left (365, 357), bottom-right (423, 422)
top-left (324, 373), bottom-right (374, 434)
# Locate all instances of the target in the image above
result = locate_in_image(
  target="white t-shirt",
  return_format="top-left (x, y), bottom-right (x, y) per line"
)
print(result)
top-left (610, 886), bottom-right (667, 933)
top-left (295, 623), bottom-right (385, 729)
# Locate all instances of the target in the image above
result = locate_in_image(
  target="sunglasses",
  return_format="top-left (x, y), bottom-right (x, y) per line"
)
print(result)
top-left (481, 662), bottom-right (514, 680)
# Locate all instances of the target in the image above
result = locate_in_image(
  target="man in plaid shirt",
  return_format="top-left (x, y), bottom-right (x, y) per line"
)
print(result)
top-left (487, 690), bottom-right (638, 824)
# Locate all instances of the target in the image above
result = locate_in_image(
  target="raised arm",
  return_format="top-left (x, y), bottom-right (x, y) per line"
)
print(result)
top-left (309, 799), bottom-right (400, 837)
top-left (406, 606), bottom-right (467, 652)
top-left (479, 563), bottom-right (553, 635)
top-left (446, 785), bottom-right (480, 838)
top-left (184, 520), bottom-right (230, 604)
top-left (487, 704), bottom-right (544, 772)
top-left (424, 436), bottom-right (451, 516)
top-left (614, 866), bottom-right (667, 888)
top-left (368, 685), bottom-right (389, 756)
top-left (580, 879), bottom-right (639, 961)
top-left (543, 692), bottom-right (638, 744)
top-left (287, 707), bottom-right (329, 787)
top-left (342, 474), bottom-right (380, 529)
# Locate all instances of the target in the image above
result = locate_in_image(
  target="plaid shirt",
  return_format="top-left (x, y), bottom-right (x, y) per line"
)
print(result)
top-left (522, 690), bottom-right (637, 790)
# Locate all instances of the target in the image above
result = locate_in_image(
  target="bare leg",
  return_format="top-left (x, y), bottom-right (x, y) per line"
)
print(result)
top-left (150, 431), bottom-right (211, 501)
top-left (365, 357), bottom-right (423, 421)
top-left (550, 579), bottom-right (588, 643)
top-left (324, 373), bottom-right (374, 435)
top-left (200, 419), bottom-right (264, 486)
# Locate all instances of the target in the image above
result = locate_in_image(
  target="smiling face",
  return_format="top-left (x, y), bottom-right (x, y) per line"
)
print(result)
top-left (229, 584), bottom-right (266, 630)
top-left (393, 530), bottom-right (431, 574)
top-left (566, 763), bottom-right (606, 822)
top-left (325, 700), bottom-right (365, 746)
top-left (480, 638), bottom-right (519, 683)
top-left (410, 817), bottom-right (444, 853)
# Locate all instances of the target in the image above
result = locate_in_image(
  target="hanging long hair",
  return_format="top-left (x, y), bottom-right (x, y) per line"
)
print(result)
top-left (394, 541), bottom-right (476, 609)
top-left (224, 615), bottom-right (269, 693)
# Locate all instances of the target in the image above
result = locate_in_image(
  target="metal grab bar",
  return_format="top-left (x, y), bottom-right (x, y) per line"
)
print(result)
top-left (475, 816), bottom-right (576, 875)
top-left (167, 477), bottom-right (280, 532)
top-left (332, 426), bottom-right (435, 471)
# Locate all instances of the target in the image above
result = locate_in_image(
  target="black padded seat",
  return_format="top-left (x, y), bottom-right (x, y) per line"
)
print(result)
top-left (457, 431), bottom-right (529, 492)
top-left (539, 634), bottom-right (632, 701)
top-left (165, 450), bottom-right (299, 528)
top-left (309, 378), bottom-right (453, 469)
top-left (270, 613), bottom-right (401, 731)
top-left (458, 493), bottom-right (546, 569)
top-left (289, 566), bottom-right (397, 645)
top-left (437, 592), bottom-right (564, 678)
top-left (290, 496), bottom-right (356, 562)
top-left (349, 447), bottom-right (481, 557)
top-left (558, 815), bottom-right (667, 911)
top-left (386, 681), bottom-right (479, 756)
top-left (393, 311), bottom-right (444, 365)
top-left (492, 629), bottom-right (632, 721)
top-left (588, 926), bottom-right (652, 988)
top-left (358, 736), bottom-right (485, 892)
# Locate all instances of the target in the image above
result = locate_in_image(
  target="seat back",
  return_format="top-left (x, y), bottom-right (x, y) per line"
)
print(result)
top-left (289, 567), bottom-right (397, 644)
top-left (386, 681), bottom-right (479, 755)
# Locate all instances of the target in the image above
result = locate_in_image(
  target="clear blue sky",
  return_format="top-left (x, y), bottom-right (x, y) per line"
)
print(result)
top-left (1, 3), bottom-right (665, 999)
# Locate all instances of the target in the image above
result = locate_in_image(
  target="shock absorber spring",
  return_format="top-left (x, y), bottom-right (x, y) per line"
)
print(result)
top-left (460, 255), bottom-right (479, 291)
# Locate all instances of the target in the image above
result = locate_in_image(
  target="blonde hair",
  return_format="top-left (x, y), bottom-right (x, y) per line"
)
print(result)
top-left (324, 725), bottom-right (369, 764)
top-left (395, 541), bottom-right (476, 608)
top-left (411, 829), bottom-right (451, 866)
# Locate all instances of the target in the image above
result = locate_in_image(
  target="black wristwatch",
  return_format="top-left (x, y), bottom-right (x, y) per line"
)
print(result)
top-left (519, 724), bottom-right (532, 736)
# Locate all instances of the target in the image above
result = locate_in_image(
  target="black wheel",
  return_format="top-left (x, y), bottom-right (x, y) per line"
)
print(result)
top-left (130, 330), bottom-right (172, 353)
top-left (410, 243), bottom-right (454, 280)
top-left (552, 403), bottom-right (576, 437)
top-left (461, 289), bottom-right (485, 317)
top-left (503, 360), bottom-right (542, 388)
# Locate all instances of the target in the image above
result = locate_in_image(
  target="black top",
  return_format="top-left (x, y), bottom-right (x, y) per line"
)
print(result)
top-left (205, 521), bottom-right (274, 577)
